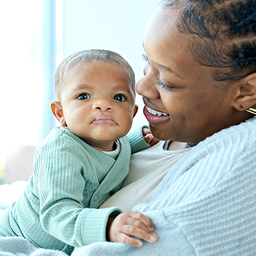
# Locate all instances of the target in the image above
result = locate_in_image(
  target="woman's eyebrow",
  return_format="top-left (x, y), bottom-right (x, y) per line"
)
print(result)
top-left (155, 63), bottom-right (182, 78)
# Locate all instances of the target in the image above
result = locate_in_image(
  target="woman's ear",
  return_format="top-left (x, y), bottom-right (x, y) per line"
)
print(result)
top-left (233, 74), bottom-right (256, 112)
top-left (133, 104), bottom-right (138, 117)
top-left (50, 101), bottom-right (67, 127)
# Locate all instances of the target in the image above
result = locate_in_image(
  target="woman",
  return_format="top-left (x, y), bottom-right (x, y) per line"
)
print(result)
top-left (73, 0), bottom-right (256, 255)
top-left (1, 0), bottom-right (254, 255)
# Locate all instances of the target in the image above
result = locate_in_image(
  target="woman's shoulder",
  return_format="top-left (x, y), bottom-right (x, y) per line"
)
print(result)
top-left (192, 116), bottom-right (256, 156)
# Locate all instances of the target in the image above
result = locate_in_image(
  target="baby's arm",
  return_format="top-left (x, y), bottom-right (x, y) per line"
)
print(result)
top-left (107, 211), bottom-right (158, 247)
top-left (142, 127), bottom-right (159, 147)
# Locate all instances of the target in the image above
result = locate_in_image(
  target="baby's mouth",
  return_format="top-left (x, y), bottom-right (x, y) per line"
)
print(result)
top-left (146, 106), bottom-right (168, 116)
top-left (92, 116), bottom-right (117, 124)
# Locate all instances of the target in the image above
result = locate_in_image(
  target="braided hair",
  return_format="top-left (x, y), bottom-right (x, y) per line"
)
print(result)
top-left (162, 0), bottom-right (256, 82)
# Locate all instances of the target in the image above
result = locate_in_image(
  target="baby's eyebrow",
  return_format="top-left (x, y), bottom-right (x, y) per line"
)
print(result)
top-left (72, 83), bottom-right (92, 91)
top-left (114, 84), bottom-right (133, 92)
top-left (71, 83), bottom-right (132, 95)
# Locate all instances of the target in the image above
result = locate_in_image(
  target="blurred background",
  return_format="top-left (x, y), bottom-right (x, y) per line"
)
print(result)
top-left (0, 0), bottom-right (159, 183)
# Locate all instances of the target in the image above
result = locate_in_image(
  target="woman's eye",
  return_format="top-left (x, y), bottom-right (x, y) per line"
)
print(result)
top-left (142, 53), bottom-right (151, 75)
top-left (142, 53), bottom-right (150, 66)
top-left (114, 94), bottom-right (126, 102)
top-left (77, 93), bottom-right (90, 100)
top-left (157, 79), bottom-right (172, 90)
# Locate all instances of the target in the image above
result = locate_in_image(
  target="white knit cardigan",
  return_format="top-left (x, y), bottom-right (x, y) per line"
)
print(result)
top-left (74, 116), bottom-right (256, 256)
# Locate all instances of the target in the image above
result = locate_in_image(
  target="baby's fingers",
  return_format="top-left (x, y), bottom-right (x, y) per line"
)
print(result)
top-left (118, 233), bottom-right (143, 247)
top-left (108, 211), bottom-right (158, 246)
top-left (129, 212), bottom-right (154, 231)
top-left (123, 222), bottom-right (158, 244)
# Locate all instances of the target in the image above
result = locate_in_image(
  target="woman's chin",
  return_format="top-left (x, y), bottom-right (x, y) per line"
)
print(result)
top-left (149, 124), bottom-right (173, 141)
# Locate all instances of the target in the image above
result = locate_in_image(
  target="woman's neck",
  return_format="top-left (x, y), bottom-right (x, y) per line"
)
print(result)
top-left (168, 141), bottom-right (191, 150)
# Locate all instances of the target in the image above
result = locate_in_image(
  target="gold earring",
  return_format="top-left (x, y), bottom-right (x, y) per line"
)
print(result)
top-left (60, 117), bottom-right (65, 123)
top-left (246, 107), bottom-right (256, 115)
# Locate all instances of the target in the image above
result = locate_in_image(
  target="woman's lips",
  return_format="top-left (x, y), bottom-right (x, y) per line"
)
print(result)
top-left (143, 105), bottom-right (169, 124)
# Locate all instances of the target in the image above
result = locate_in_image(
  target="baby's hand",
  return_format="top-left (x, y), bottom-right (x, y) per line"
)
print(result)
top-left (143, 128), bottom-right (159, 146)
top-left (107, 211), bottom-right (158, 247)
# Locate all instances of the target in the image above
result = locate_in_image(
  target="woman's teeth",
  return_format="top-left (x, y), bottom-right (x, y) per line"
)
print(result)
top-left (146, 106), bottom-right (168, 116)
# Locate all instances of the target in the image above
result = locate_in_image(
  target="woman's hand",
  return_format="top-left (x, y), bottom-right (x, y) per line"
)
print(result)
top-left (143, 128), bottom-right (159, 146)
top-left (107, 211), bottom-right (158, 247)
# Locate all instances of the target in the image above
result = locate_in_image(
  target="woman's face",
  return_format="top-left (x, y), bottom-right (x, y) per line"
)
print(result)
top-left (136, 5), bottom-right (238, 145)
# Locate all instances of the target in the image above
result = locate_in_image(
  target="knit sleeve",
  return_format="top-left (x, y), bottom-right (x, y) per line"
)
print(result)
top-left (127, 125), bottom-right (150, 154)
top-left (72, 211), bottom-right (195, 256)
top-left (35, 131), bottom-right (122, 247)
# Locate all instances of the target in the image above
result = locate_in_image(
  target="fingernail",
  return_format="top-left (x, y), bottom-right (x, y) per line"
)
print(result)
top-left (149, 234), bottom-right (158, 243)
top-left (136, 241), bottom-right (143, 247)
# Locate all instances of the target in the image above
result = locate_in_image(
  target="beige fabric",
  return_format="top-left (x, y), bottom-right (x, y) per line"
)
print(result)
top-left (100, 141), bottom-right (190, 211)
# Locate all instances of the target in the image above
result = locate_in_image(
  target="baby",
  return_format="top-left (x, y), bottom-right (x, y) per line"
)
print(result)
top-left (0, 49), bottom-right (158, 254)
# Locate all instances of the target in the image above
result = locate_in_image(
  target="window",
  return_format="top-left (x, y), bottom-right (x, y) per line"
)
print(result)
top-left (61, 0), bottom-right (159, 129)
top-left (0, 1), bottom-right (159, 183)
top-left (0, 0), bottom-right (57, 152)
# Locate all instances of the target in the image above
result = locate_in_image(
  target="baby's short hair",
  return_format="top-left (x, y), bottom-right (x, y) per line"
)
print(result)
top-left (55, 49), bottom-right (136, 100)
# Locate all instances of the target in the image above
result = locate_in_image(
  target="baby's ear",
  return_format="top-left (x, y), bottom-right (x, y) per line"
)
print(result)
top-left (233, 74), bottom-right (256, 112)
top-left (50, 101), bottom-right (67, 126)
top-left (133, 104), bottom-right (138, 117)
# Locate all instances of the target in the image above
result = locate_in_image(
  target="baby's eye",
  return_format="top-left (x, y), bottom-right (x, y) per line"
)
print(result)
top-left (77, 93), bottom-right (90, 100)
top-left (114, 94), bottom-right (126, 102)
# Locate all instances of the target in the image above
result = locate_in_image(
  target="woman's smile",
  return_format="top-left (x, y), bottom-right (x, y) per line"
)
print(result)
top-left (143, 105), bottom-right (169, 124)
top-left (146, 106), bottom-right (168, 116)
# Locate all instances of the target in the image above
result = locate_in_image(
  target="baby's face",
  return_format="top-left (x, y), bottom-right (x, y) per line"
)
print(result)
top-left (60, 61), bottom-right (135, 150)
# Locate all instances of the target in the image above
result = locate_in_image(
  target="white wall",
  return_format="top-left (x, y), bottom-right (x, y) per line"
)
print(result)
top-left (61, 0), bottom-right (160, 128)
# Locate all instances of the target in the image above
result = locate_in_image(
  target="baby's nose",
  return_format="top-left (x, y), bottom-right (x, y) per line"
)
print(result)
top-left (92, 100), bottom-right (113, 111)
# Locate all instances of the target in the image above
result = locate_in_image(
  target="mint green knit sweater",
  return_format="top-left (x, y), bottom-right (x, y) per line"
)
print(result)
top-left (0, 126), bottom-right (149, 254)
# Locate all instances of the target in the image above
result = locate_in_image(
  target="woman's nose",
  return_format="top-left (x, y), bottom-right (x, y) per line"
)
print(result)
top-left (136, 68), bottom-right (160, 99)
top-left (92, 99), bottom-right (113, 111)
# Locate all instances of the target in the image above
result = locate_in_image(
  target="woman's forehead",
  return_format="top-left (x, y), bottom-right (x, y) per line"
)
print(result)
top-left (144, 4), bottom-right (186, 54)
top-left (145, 3), bottom-right (179, 33)
top-left (143, 5), bottom-right (200, 79)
